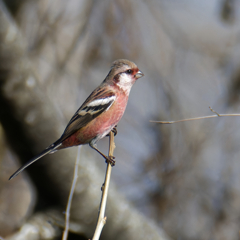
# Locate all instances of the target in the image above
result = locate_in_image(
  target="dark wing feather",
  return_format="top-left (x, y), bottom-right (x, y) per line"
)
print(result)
top-left (58, 85), bottom-right (115, 143)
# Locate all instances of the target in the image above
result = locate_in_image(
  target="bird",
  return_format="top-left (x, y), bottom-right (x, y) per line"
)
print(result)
top-left (9, 59), bottom-right (144, 180)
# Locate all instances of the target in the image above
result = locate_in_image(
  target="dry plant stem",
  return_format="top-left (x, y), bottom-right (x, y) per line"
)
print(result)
top-left (62, 146), bottom-right (82, 240)
top-left (92, 131), bottom-right (115, 240)
top-left (150, 106), bottom-right (240, 124)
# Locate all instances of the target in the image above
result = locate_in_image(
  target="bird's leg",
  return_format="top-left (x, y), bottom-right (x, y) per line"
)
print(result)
top-left (89, 142), bottom-right (115, 166)
top-left (106, 125), bottom-right (118, 137)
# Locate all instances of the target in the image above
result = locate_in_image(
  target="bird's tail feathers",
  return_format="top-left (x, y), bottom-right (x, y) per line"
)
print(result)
top-left (9, 142), bottom-right (62, 180)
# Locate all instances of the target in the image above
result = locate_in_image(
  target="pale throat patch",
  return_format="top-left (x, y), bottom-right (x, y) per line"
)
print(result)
top-left (116, 73), bottom-right (133, 95)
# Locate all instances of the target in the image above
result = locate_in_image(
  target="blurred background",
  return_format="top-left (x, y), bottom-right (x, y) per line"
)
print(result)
top-left (1, 0), bottom-right (240, 239)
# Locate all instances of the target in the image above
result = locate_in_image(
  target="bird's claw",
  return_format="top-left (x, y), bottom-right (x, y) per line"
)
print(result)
top-left (111, 126), bottom-right (118, 136)
top-left (106, 125), bottom-right (118, 137)
top-left (106, 156), bottom-right (116, 166)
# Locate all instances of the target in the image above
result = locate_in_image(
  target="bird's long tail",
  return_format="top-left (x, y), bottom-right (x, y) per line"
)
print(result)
top-left (9, 142), bottom-right (62, 180)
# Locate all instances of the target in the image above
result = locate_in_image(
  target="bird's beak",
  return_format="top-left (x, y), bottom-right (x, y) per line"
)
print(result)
top-left (135, 70), bottom-right (144, 79)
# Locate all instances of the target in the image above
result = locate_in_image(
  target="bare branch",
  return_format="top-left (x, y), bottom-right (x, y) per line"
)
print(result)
top-left (92, 131), bottom-right (115, 240)
top-left (62, 146), bottom-right (82, 240)
top-left (150, 106), bottom-right (240, 124)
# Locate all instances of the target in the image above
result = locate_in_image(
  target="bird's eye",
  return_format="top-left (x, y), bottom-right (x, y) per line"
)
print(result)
top-left (126, 69), bottom-right (133, 74)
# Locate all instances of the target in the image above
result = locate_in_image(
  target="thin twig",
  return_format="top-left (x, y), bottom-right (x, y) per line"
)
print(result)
top-left (92, 131), bottom-right (115, 240)
top-left (62, 146), bottom-right (81, 240)
top-left (209, 106), bottom-right (220, 116)
top-left (150, 106), bottom-right (240, 124)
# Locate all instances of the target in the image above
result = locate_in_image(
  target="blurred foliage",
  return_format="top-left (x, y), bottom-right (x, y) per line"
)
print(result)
top-left (1, 0), bottom-right (240, 240)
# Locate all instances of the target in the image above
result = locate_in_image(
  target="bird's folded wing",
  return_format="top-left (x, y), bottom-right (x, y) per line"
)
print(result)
top-left (59, 87), bottom-right (116, 142)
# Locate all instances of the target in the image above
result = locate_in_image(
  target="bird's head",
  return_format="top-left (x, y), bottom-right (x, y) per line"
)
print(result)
top-left (105, 59), bottom-right (144, 95)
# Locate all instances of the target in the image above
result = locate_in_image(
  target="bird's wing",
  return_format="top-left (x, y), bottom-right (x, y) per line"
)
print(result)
top-left (59, 86), bottom-right (116, 142)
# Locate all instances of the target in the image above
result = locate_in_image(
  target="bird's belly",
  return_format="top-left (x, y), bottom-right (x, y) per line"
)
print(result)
top-left (82, 105), bottom-right (124, 142)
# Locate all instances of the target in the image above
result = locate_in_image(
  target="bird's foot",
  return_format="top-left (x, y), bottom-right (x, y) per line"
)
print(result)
top-left (106, 125), bottom-right (118, 137)
top-left (111, 126), bottom-right (118, 136)
top-left (105, 156), bottom-right (116, 166)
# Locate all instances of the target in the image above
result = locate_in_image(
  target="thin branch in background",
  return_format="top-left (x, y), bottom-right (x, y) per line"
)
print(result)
top-left (62, 145), bottom-right (82, 240)
top-left (150, 106), bottom-right (240, 124)
top-left (92, 131), bottom-right (116, 240)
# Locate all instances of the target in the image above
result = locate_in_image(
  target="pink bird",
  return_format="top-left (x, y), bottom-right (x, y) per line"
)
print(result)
top-left (10, 59), bottom-right (144, 180)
